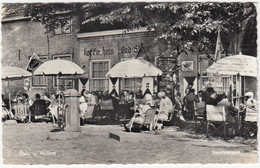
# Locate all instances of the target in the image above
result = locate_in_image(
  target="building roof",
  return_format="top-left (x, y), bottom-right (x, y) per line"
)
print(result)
top-left (2, 3), bottom-right (28, 18)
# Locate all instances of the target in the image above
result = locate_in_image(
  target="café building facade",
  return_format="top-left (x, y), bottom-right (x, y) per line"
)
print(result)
top-left (1, 5), bottom-right (257, 101)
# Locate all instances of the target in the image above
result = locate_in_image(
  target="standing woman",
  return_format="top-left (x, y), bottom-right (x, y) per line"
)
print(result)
top-left (79, 89), bottom-right (88, 123)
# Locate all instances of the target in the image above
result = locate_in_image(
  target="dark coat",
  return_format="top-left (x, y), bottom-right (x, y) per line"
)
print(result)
top-left (29, 99), bottom-right (47, 116)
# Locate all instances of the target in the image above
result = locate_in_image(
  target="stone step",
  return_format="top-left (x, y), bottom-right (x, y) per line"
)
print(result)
top-left (109, 131), bottom-right (162, 142)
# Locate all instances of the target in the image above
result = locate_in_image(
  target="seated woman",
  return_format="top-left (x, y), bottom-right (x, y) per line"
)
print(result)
top-left (48, 94), bottom-right (65, 122)
top-left (244, 92), bottom-right (257, 110)
top-left (154, 91), bottom-right (174, 122)
top-left (124, 94), bottom-right (154, 131)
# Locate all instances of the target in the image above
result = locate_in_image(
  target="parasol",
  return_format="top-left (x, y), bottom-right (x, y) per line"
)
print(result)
top-left (2, 66), bottom-right (32, 80)
top-left (33, 59), bottom-right (85, 106)
top-left (206, 54), bottom-right (257, 77)
top-left (106, 59), bottom-right (163, 78)
top-left (1, 66), bottom-right (32, 116)
top-left (106, 58), bottom-right (163, 112)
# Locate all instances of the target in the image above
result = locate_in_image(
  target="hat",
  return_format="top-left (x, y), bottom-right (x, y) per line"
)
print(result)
top-left (144, 94), bottom-right (152, 102)
top-left (245, 92), bottom-right (253, 97)
top-left (79, 96), bottom-right (85, 103)
top-left (158, 91), bottom-right (166, 98)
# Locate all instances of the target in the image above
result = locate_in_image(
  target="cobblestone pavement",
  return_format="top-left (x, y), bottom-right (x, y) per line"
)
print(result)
top-left (2, 122), bottom-right (257, 165)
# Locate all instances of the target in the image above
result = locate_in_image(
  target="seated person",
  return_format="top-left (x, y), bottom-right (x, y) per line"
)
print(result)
top-left (244, 92), bottom-right (257, 110)
top-left (21, 93), bottom-right (32, 106)
top-left (124, 94), bottom-right (154, 131)
top-left (120, 90), bottom-right (134, 105)
top-left (110, 88), bottom-right (120, 111)
top-left (29, 94), bottom-right (48, 117)
top-left (206, 91), bottom-right (238, 134)
top-left (152, 92), bottom-right (160, 108)
top-left (154, 91), bottom-right (173, 122)
top-left (197, 90), bottom-right (204, 102)
top-left (48, 94), bottom-right (67, 121)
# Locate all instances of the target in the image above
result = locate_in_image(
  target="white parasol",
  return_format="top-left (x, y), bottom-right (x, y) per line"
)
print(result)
top-left (106, 58), bottom-right (163, 112)
top-left (2, 66), bottom-right (33, 117)
top-left (206, 54), bottom-right (257, 77)
top-left (2, 66), bottom-right (32, 79)
top-left (106, 59), bottom-right (163, 78)
top-left (33, 59), bottom-right (85, 106)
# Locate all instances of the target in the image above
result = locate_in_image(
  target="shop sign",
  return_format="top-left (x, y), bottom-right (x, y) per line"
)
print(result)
top-left (83, 44), bottom-right (149, 57)
top-left (118, 45), bottom-right (149, 55)
top-left (84, 47), bottom-right (114, 57)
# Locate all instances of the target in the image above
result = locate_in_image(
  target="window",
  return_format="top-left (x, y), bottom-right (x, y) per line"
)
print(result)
top-left (53, 54), bottom-right (73, 89)
top-left (54, 19), bottom-right (72, 35)
top-left (121, 78), bottom-right (142, 92)
top-left (90, 60), bottom-right (110, 92)
top-left (31, 56), bottom-right (48, 87)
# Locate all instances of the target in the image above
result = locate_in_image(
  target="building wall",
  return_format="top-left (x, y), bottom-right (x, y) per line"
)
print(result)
top-left (77, 31), bottom-right (160, 94)
top-left (178, 51), bottom-right (199, 99)
top-left (1, 16), bottom-right (80, 99)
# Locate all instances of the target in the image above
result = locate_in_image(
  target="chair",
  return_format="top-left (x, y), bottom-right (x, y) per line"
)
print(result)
top-left (143, 108), bottom-right (157, 131)
top-left (243, 107), bottom-right (257, 137)
top-left (13, 103), bottom-right (29, 122)
top-left (2, 106), bottom-right (14, 120)
top-left (153, 105), bottom-right (175, 130)
top-left (128, 108), bottom-right (157, 132)
top-left (98, 99), bottom-right (114, 121)
top-left (194, 102), bottom-right (206, 133)
top-left (206, 105), bottom-right (230, 139)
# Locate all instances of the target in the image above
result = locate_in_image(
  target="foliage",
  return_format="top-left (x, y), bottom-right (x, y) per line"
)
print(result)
top-left (85, 2), bottom-right (256, 55)
top-left (2, 2), bottom-right (256, 55)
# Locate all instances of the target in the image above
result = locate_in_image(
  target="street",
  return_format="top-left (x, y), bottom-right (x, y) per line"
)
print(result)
top-left (2, 122), bottom-right (257, 164)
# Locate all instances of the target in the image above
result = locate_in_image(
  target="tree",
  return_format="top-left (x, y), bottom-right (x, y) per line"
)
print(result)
top-left (3, 2), bottom-right (255, 55)
top-left (84, 2), bottom-right (256, 56)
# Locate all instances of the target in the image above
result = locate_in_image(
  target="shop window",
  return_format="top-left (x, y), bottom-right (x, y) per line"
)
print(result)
top-left (90, 60), bottom-right (110, 92)
top-left (31, 56), bottom-right (48, 87)
top-left (53, 54), bottom-right (73, 89)
top-left (54, 19), bottom-right (72, 35)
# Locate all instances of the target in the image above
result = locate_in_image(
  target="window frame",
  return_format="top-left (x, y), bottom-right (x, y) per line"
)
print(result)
top-left (89, 59), bottom-right (110, 92)
top-left (54, 19), bottom-right (72, 35)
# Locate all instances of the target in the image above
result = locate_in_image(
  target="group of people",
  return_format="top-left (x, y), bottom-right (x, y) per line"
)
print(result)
top-left (183, 82), bottom-right (257, 135)
top-left (124, 90), bottom-right (174, 131)
top-left (2, 92), bottom-right (65, 122)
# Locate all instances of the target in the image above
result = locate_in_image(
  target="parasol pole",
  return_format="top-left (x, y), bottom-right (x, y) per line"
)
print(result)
top-left (8, 93), bottom-right (11, 111)
top-left (57, 74), bottom-right (61, 107)
top-left (134, 77), bottom-right (137, 113)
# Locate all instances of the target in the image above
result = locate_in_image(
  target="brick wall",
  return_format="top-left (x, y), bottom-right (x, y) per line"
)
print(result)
top-left (1, 16), bottom-right (80, 99)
